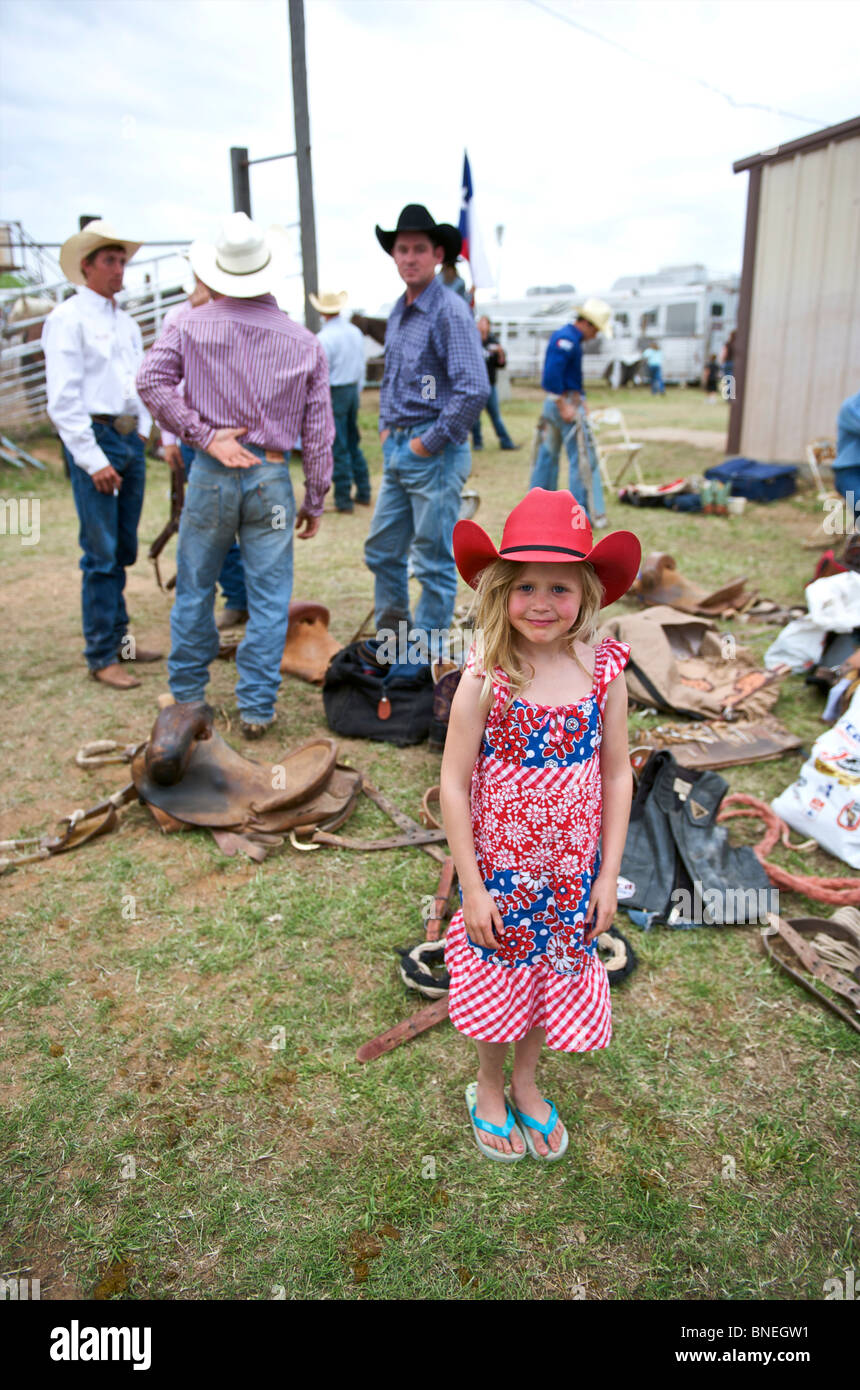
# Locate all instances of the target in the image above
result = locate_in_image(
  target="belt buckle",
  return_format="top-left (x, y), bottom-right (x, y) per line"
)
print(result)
top-left (113, 413), bottom-right (137, 436)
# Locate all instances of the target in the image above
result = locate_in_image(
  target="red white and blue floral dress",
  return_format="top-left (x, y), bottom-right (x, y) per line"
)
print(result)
top-left (445, 637), bottom-right (630, 1052)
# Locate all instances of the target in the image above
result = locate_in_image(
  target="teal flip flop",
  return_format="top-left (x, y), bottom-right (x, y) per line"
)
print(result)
top-left (512, 1098), bottom-right (569, 1161)
top-left (465, 1082), bottom-right (526, 1162)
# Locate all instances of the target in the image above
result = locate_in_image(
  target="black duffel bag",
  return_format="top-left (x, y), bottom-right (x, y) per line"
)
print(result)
top-left (322, 640), bottom-right (434, 747)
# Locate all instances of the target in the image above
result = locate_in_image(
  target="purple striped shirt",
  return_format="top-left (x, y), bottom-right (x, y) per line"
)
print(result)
top-left (137, 294), bottom-right (334, 514)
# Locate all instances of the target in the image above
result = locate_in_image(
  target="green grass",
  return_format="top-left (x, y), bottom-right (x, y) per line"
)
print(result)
top-left (0, 388), bottom-right (856, 1300)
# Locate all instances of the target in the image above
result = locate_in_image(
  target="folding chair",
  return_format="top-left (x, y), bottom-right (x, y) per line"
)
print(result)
top-left (589, 408), bottom-right (646, 488)
top-left (805, 438), bottom-right (837, 499)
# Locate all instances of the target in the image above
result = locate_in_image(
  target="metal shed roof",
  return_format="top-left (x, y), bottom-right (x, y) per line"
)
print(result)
top-left (733, 114), bottom-right (860, 173)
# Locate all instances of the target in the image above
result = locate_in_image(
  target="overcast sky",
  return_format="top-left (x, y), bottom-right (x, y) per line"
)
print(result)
top-left (1, 0), bottom-right (858, 317)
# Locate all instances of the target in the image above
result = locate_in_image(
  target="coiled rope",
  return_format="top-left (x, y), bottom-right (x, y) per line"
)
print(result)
top-left (718, 794), bottom-right (860, 905)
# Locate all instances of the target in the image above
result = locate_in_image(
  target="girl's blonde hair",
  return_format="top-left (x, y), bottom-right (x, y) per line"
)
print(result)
top-left (471, 558), bottom-right (604, 705)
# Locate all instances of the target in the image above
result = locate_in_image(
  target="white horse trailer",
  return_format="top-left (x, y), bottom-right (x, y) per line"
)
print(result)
top-left (482, 266), bottom-right (739, 386)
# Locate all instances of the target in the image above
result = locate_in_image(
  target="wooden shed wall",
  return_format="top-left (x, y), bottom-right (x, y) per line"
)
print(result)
top-left (740, 135), bottom-right (860, 462)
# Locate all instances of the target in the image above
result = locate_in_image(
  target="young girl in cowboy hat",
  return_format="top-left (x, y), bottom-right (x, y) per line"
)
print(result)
top-left (440, 488), bottom-right (641, 1160)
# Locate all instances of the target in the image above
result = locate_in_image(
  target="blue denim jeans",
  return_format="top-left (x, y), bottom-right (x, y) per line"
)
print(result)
top-left (181, 443), bottom-right (247, 610)
top-left (364, 423), bottom-right (471, 652)
top-left (529, 399), bottom-right (605, 517)
top-left (648, 365), bottom-right (665, 395)
top-left (472, 383), bottom-right (514, 449)
top-left (168, 446), bottom-right (295, 722)
top-left (330, 382), bottom-right (371, 509)
top-left (64, 423), bottom-right (146, 670)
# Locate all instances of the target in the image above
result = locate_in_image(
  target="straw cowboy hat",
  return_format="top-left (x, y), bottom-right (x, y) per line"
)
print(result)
top-left (309, 290), bottom-right (348, 316)
top-left (576, 297), bottom-right (614, 339)
top-left (190, 213), bottom-right (287, 298)
top-left (375, 204), bottom-right (462, 263)
top-left (59, 220), bottom-right (142, 286)
top-left (453, 489), bottom-right (641, 607)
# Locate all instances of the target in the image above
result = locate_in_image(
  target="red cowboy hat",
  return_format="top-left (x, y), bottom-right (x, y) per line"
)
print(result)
top-left (453, 489), bottom-right (641, 607)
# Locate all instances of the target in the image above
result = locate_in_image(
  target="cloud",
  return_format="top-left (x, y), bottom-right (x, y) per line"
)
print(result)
top-left (1, 0), bottom-right (857, 317)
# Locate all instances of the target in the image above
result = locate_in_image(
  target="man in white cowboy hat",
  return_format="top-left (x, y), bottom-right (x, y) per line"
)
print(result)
top-left (366, 203), bottom-right (488, 663)
top-left (43, 218), bottom-right (163, 690)
top-left (137, 212), bottom-right (334, 739)
top-left (158, 274), bottom-right (249, 629)
top-left (529, 297), bottom-right (614, 527)
top-left (309, 289), bottom-right (371, 513)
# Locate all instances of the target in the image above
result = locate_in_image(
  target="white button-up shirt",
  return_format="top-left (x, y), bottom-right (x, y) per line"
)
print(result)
top-left (316, 315), bottom-right (366, 387)
top-left (43, 285), bottom-right (152, 475)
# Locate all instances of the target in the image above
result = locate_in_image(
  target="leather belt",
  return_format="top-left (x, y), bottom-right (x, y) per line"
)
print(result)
top-left (264, 450), bottom-right (283, 462)
top-left (91, 413), bottom-right (138, 435)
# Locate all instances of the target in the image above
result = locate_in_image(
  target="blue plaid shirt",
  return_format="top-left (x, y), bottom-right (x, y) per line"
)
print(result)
top-left (379, 275), bottom-right (488, 454)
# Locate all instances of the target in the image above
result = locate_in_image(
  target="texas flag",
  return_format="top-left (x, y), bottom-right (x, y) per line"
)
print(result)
top-left (458, 152), bottom-right (495, 290)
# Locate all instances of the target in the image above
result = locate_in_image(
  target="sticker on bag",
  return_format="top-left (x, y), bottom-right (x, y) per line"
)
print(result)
top-left (772, 686), bottom-right (860, 869)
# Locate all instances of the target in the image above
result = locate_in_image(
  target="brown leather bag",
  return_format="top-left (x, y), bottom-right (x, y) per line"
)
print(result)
top-left (600, 606), bottom-right (788, 721)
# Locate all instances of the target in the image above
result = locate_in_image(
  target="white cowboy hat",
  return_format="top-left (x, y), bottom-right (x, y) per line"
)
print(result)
top-left (576, 297), bottom-right (614, 339)
top-left (190, 213), bottom-right (286, 298)
top-left (309, 290), bottom-right (348, 315)
top-left (59, 220), bottom-right (142, 286)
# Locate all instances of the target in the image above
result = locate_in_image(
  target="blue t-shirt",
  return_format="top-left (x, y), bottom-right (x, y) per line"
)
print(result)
top-left (834, 390), bottom-right (860, 473)
top-left (541, 323), bottom-right (584, 396)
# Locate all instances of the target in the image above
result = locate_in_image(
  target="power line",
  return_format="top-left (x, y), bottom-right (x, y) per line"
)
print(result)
top-left (525, 0), bottom-right (825, 127)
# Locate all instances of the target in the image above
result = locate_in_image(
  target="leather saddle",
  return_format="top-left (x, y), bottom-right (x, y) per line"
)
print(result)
top-left (280, 600), bottom-right (341, 683)
top-left (132, 702), bottom-right (361, 860)
top-left (219, 599), bottom-right (342, 685)
top-left (630, 552), bottom-right (751, 616)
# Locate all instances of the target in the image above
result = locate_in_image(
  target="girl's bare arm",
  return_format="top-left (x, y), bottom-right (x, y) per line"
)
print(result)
top-left (586, 674), bottom-right (633, 940)
top-left (439, 672), bottom-right (504, 949)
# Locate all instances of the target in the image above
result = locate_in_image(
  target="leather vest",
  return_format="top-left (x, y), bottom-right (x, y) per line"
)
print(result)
top-left (620, 751), bottom-right (774, 926)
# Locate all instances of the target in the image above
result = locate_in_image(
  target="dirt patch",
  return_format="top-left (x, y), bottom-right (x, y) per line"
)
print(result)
top-left (632, 426), bottom-right (727, 449)
top-left (1, 1243), bottom-right (85, 1300)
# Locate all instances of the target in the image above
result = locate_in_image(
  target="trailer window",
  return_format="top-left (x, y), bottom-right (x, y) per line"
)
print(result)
top-left (614, 313), bottom-right (629, 328)
top-left (665, 302), bottom-right (697, 335)
top-left (641, 310), bottom-right (658, 329)
top-left (710, 301), bottom-right (724, 317)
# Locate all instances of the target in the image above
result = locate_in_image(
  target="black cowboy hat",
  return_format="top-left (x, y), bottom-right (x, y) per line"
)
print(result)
top-left (375, 204), bottom-right (462, 262)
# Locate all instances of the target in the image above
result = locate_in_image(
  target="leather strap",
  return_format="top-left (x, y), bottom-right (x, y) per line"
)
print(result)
top-left (425, 856), bottom-right (455, 942)
top-left (770, 916), bottom-right (860, 1011)
top-left (762, 915), bottom-right (860, 1034)
top-left (1, 783), bottom-right (137, 872)
top-left (289, 776), bottom-right (449, 863)
top-left (421, 785), bottom-right (442, 829)
top-left (148, 464), bottom-right (185, 592)
top-left (356, 997), bottom-right (449, 1062)
top-left (295, 825), bottom-right (448, 861)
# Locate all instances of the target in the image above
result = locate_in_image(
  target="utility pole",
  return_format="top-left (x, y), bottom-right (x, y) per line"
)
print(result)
top-left (288, 0), bottom-right (320, 332)
top-left (230, 148), bottom-right (252, 217)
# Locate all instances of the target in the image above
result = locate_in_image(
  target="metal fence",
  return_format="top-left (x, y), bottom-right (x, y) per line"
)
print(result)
top-left (0, 244), bottom-right (190, 433)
